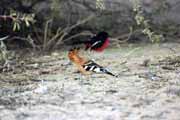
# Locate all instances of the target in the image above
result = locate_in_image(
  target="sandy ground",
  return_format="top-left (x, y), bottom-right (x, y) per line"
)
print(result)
top-left (0, 43), bottom-right (180, 120)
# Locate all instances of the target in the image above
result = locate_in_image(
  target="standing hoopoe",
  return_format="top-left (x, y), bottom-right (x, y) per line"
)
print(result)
top-left (68, 48), bottom-right (117, 77)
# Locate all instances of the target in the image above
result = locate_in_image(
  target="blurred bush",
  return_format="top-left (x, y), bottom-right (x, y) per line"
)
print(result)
top-left (0, 0), bottom-right (180, 50)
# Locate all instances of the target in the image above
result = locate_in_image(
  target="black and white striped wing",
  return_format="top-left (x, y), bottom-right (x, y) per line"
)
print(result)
top-left (82, 60), bottom-right (117, 77)
top-left (90, 40), bottom-right (102, 49)
top-left (83, 60), bottom-right (102, 73)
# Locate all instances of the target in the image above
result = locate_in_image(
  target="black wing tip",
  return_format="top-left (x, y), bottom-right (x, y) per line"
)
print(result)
top-left (97, 31), bottom-right (109, 37)
top-left (105, 71), bottom-right (118, 77)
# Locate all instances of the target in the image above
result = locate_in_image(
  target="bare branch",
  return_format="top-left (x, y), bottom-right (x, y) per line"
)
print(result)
top-left (43, 14), bottom-right (95, 51)
top-left (0, 36), bottom-right (9, 41)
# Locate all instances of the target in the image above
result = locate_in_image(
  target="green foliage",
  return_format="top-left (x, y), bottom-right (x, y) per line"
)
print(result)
top-left (51, 0), bottom-right (61, 12)
top-left (96, 0), bottom-right (105, 10)
top-left (10, 10), bottom-right (35, 31)
top-left (133, 0), bottom-right (164, 43)
top-left (50, 0), bottom-right (62, 18)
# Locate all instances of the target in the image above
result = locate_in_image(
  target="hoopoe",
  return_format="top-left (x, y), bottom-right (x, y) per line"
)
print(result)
top-left (73, 31), bottom-right (110, 52)
top-left (68, 48), bottom-right (117, 77)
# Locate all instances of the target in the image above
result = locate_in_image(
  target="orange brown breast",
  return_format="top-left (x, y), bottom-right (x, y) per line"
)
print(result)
top-left (68, 49), bottom-right (87, 65)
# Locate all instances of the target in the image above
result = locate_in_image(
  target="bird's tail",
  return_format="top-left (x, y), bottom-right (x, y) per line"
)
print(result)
top-left (104, 69), bottom-right (118, 77)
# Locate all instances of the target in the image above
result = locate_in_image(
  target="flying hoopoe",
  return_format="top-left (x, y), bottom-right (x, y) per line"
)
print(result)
top-left (73, 31), bottom-right (110, 52)
top-left (68, 48), bottom-right (117, 77)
